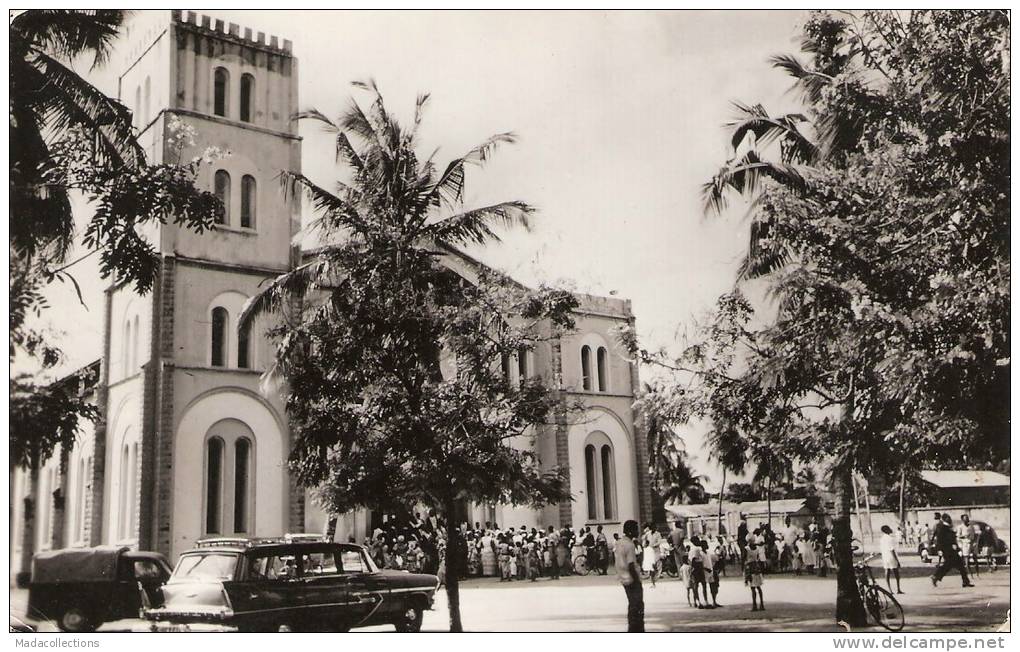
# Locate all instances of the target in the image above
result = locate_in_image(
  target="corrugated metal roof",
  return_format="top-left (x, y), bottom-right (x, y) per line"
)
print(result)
top-left (920, 470), bottom-right (1011, 489)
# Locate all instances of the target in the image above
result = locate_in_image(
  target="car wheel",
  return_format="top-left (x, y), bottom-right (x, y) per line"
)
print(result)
top-left (57, 606), bottom-right (96, 633)
top-left (394, 606), bottom-right (423, 632)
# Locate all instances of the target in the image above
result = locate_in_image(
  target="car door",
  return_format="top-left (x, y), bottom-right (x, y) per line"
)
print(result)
top-left (294, 548), bottom-right (350, 631)
top-left (224, 551), bottom-right (304, 630)
top-left (337, 546), bottom-right (390, 628)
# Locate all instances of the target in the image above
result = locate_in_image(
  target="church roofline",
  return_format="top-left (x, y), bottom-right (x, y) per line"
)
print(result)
top-left (300, 239), bottom-right (634, 319)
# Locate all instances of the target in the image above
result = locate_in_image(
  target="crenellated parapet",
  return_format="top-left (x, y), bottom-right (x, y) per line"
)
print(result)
top-left (172, 10), bottom-right (293, 56)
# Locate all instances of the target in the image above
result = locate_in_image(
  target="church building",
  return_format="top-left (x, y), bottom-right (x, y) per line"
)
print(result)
top-left (10, 10), bottom-right (651, 572)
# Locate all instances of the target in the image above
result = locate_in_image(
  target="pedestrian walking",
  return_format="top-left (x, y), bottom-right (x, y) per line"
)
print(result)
top-left (595, 525), bottom-right (610, 575)
top-left (957, 514), bottom-right (979, 577)
top-left (932, 514), bottom-right (974, 588)
top-left (879, 525), bottom-right (904, 594)
top-left (642, 524), bottom-right (661, 587)
top-left (615, 519), bottom-right (644, 632)
top-left (688, 535), bottom-right (710, 608)
top-left (678, 559), bottom-right (695, 607)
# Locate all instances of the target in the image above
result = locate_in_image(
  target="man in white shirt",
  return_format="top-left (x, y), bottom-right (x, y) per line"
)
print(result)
top-left (615, 520), bottom-right (644, 632)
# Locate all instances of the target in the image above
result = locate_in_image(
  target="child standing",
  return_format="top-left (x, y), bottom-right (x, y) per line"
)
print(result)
top-left (679, 559), bottom-right (696, 607)
top-left (508, 544), bottom-right (519, 580)
top-left (745, 538), bottom-right (765, 611)
top-left (704, 540), bottom-right (721, 608)
top-left (527, 544), bottom-right (541, 581)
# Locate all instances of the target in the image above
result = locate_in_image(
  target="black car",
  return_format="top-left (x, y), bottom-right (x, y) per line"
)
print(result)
top-left (144, 536), bottom-right (439, 632)
top-left (27, 546), bottom-right (172, 632)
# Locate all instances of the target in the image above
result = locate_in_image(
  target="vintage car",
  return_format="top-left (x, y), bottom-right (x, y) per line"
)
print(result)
top-left (918, 520), bottom-right (1010, 566)
top-left (27, 546), bottom-right (172, 632)
top-left (144, 536), bottom-right (439, 632)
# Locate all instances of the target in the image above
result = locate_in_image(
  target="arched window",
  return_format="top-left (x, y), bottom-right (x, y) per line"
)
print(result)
top-left (214, 170), bottom-right (230, 225)
top-left (240, 175), bottom-right (256, 229)
top-left (132, 315), bottom-right (140, 371)
top-left (501, 353), bottom-right (513, 386)
top-left (118, 439), bottom-right (137, 541)
top-left (596, 347), bottom-right (608, 392)
top-left (211, 307), bottom-right (228, 367)
top-left (205, 437), bottom-right (224, 534)
top-left (206, 421), bottom-right (255, 536)
top-left (517, 345), bottom-right (530, 383)
top-left (584, 444), bottom-right (598, 521)
top-left (580, 345), bottom-right (593, 391)
top-left (142, 76), bottom-right (151, 126)
top-left (74, 456), bottom-right (86, 543)
top-left (123, 319), bottom-right (132, 373)
top-left (134, 86), bottom-right (141, 128)
top-left (237, 322), bottom-right (251, 369)
top-left (233, 438), bottom-right (251, 532)
top-left (583, 432), bottom-right (617, 522)
top-left (240, 73), bottom-right (254, 122)
top-left (601, 444), bottom-right (615, 520)
top-left (213, 67), bottom-right (229, 117)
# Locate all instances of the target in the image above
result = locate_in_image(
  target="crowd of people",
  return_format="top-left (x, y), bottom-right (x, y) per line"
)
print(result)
top-left (353, 508), bottom-right (993, 608)
top-left (356, 511), bottom-right (623, 584)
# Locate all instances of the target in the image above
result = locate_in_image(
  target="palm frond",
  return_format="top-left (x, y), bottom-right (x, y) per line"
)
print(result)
top-left (425, 201), bottom-right (534, 246)
top-left (426, 132), bottom-right (518, 210)
top-left (239, 254), bottom-right (340, 328)
top-left (737, 217), bottom-right (793, 280)
top-left (728, 102), bottom-right (820, 165)
top-left (12, 10), bottom-right (126, 69)
top-left (279, 170), bottom-right (367, 233)
top-left (27, 52), bottom-right (143, 170)
top-left (702, 150), bottom-right (808, 216)
top-left (769, 53), bottom-right (833, 105)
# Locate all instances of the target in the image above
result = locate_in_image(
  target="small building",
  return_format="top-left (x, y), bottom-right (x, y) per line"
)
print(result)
top-left (918, 470), bottom-right (1010, 506)
top-left (666, 496), bottom-right (827, 538)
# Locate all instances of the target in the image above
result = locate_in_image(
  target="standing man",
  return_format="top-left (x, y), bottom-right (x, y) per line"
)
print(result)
top-left (616, 520), bottom-right (644, 632)
top-left (546, 526), bottom-right (561, 580)
top-left (737, 513), bottom-right (749, 568)
top-left (670, 520), bottom-right (688, 575)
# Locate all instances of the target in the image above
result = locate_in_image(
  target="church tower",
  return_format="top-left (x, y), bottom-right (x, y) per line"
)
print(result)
top-left (100, 10), bottom-right (302, 558)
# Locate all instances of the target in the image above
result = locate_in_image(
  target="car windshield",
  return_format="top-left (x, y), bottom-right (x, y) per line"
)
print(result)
top-left (171, 553), bottom-right (238, 582)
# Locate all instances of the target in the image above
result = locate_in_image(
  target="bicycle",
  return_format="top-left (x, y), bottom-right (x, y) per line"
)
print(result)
top-left (572, 553), bottom-right (595, 575)
top-left (854, 554), bottom-right (905, 631)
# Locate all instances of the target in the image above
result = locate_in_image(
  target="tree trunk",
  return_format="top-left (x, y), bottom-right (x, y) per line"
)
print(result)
top-left (717, 467), bottom-right (726, 535)
top-left (898, 468), bottom-right (906, 531)
top-left (833, 468), bottom-right (867, 627)
top-left (833, 371), bottom-right (867, 628)
top-left (19, 464), bottom-right (39, 577)
top-left (766, 475), bottom-right (772, 531)
top-left (325, 514), bottom-right (338, 541)
top-left (444, 499), bottom-right (464, 632)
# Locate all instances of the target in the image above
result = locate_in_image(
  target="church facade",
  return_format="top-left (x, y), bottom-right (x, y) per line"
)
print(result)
top-left (10, 10), bottom-right (651, 572)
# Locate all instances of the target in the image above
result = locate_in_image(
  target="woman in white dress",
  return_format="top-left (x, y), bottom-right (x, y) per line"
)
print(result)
top-left (641, 524), bottom-right (661, 586)
top-left (880, 525), bottom-right (904, 594)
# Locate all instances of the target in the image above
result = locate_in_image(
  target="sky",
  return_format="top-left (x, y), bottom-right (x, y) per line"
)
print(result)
top-left (23, 10), bottom-right (808, 488)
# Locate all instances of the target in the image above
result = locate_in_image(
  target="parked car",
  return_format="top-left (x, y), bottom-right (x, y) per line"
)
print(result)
top-left (144, 536), bottom-right (439, 632)
top-left (917, 520), bottom-right (1009, 566)
top-left (27, 546), bottom-right (172, 632)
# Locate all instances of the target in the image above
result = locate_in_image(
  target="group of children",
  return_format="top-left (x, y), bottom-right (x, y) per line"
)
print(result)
top-left (496, 539), bottom-right (543, 582)
top-left (669, 534), bottom-right (766, 612)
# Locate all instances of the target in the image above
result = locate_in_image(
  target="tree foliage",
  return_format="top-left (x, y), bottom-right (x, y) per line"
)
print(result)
top-left (623, 10), bottom-right (1008, 626)
top-left (10, 10), bottom-right (220, 472)
top-left (244, 82), bottom-right (579, 631)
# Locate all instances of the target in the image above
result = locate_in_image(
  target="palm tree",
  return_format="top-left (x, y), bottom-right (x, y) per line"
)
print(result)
top-left (240, 81), bottom-right (535, 633)
top-left (10, 10), bottom-right (142, 262)
top-left (241, 80), bottom-right (533, 327)
top-left (700, 14), bottom-right (870, 626)
top-left (751, 449), bottom-right (794, 528)
top-left (659, 440), bottom-right (708, 506)
top-left (706, 423), bottom-right (747, 534)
